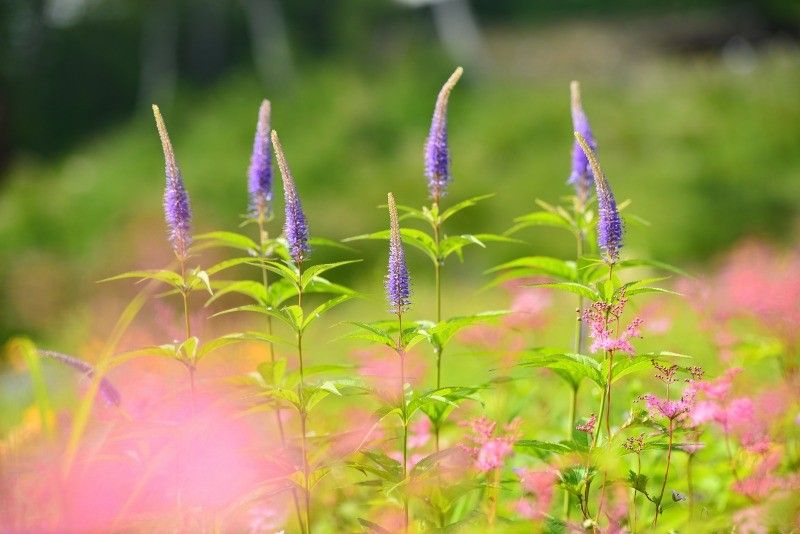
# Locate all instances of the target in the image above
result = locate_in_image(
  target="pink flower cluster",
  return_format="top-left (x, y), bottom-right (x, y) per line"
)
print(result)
top-left (687, 368), bottom-right (771, 453)
top-left (642, 391), bottom-right (694, 421)
top-left (680, 241), bottom-right (800, 353)
top-left (733, 451), bottom-right (800, 501)
top-left (514, 467), bottom-right (558, 520)
top-left (582, 297), bottom-right (643, 355)
top-left (460, 417), bottom-right (521, 472)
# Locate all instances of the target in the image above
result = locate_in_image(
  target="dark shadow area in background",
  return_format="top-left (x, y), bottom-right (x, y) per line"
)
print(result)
top-left (0, 0), bottom-right (797, 171)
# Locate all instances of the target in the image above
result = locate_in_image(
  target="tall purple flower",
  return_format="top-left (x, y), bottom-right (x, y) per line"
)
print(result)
top-left (248, 100), bottom-right (273, 219)
top-left (575, 132), bottom-right (623, 263)
top-left (424, 66), bottom-right (463, 202)
top-left (386, 193), bottom-right (411, 314)
top-left (271, 130), bottom-right (309, 264)
top-left (568, 81), bottom-right (597, 204)
top-left (153, 105), bottom-right (192, 260)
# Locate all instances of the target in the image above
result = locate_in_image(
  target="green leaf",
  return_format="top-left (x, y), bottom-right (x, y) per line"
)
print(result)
top-left (344, 229), bottom-right (438, 264)
top-left (205, 257), bottom-right (256, 276)
top-left (628, 470), bottom-right (650, 496)
top-left (610, 352), bottom-right (691, 384)
top-left (256, 260), bottom-right (301, 284)
top-left (506, 210), bottom-right (574, 236)
top-left (357, 519), bottom-right (393, 534)
top-left (533, 282), bottom-right (600, 301)
top-left (99, 269), bottom-right (184, 288)
top-left (212, 304), bottom-right (296, 329)
top-left (193, 231), bottom-right (259, 253)
top-left (487, 256), bottom-right (578, 281)
top-left (197, 332), bottom-right (289, 360)
top-left (613, 258), bottom-right (690, 278)
top-left (301, 294), bottom-right (354, 331)
top-left (283, 305), bottom-right (304, 332)
top-left (407, 387), bottom-right (480, 422)
top-left (341, 322), bottom-right (396, 348)
top-left (516, 439), bottom-right (586, 457)
top-left (439, 194), bottom-right (495, 222)
top-left (308, 236), bottom-right (356, 252)
top-left (257, 358), bottom-right (287, 386)
top-left (190, 269), bottom-right (213, 295)
top-left (205, 280), bottom-right (266, 306)
top-left (423, 311), bottom-right (507, 350)
top-left (625, 286), bottom-right (681, 297)
top-left (517, 352), bottom-right (604, 388)
top-left (439, 234), bottom-right (485, 260)
top-left (300, 260), bottom-right (361, 290)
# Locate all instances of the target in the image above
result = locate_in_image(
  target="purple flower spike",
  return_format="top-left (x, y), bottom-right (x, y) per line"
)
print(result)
top-left (153, 105), bottom-right (192, 260)
top-left (271, 130), bottom-right (310, 264)
top-left (568, 81), bottom-right (597, 204)
top-left (424, 66), bottom-right (463, 202)
top-left (386, 193), bottom-right (411, 314)
top-left (248, 100), bottom-right (273, 219)
top-left (575, 132), bottom-right (623, 263)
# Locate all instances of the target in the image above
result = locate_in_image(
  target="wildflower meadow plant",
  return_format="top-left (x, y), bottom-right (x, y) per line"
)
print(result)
top-left (5, 73), bottom-right (800, 534)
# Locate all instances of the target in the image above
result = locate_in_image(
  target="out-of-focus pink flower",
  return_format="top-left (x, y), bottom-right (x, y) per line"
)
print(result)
top-left (329, 408), bottom-right (384, 459)
top-left (683, 241), bottom-right (800, 346)
top-left (460, 417), bottom-right (521, 472)
top-left (408, 417), bottom-right (432, 449)
top-left (638, 298), bottom-right (674, 335)
top-left (355, 347), bottom-right (426, 403)
top-left (687, 369), bottom-right (773, 452)
top-left (733, 451), bottom-right (784, 501)
top-left (503, 281), bottom-right (552, 330)
top-left (733, 506), bottom-right (768, 534)
top-left (515, 467), bottom-right (557, 520)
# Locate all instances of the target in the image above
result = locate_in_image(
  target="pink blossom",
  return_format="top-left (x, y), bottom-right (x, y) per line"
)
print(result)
top-left (355, 346), bottom-right (426, 403)
top-left (582, 298), bottom-right (643, 356)
top-left (515, 467), bottom-right (557, 520)
top-left (461, 417), bottom-right (521, 472)
top-left (503, 282), bottom-right (552, 330)
top-left (575, 413), bottom-right (596, 434)
top-left (407, 417), bottom-right (432, 449)
top-left (733, 452), bottom-right (783, 501)
top-left (642, 392), bottom-right (694, 421)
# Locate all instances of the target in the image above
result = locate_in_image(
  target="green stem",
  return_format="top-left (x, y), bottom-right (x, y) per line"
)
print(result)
top-left (653, 420), bottom-right (674, 527)
top-left (179, 259), bottom-right (195, 394)
top-left (258, 219), bottom-right (304, 534)
top-left (487, 467), bottom-right (500, 530)
top-left (632, 453), bottom-right (641, 532)
top-left (297, 266), bottom-right (311, 534)
top-left (687, 452), bottom-right (694, 520)
top-left (398, 312), bottom-right (409, 533)
top-left (433, 202), bottom-right (443, 452)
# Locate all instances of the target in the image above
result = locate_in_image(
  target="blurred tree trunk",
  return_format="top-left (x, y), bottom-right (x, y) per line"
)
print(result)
top-left (431, 0), bottom-right (489, 76)
top-left (138, 1), bottom-right (178, 107)
top-left (241, 0), bottom-right (295, 86)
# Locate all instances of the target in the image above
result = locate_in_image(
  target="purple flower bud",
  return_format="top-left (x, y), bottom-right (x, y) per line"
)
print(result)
top-left (575, 132), bottom-right (623, 263)
top-left (248, 100), bottom-right (273, 219)
top-left (568, 81), bottom-right (597, 204)
top-left (386, 193), bottom-right (411, 314)
top-left (271, 131), bottom-right (310, 264)
top-left (153, 105), bottom-right (192, 260)
top-left (424, 67), bottom-right (463, 202)
top-left (39, 350), bottom-right (122, 407)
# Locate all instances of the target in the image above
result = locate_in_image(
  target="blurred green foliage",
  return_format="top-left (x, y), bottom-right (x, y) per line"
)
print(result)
top-left (1, 46), bottom-right (799, 342)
